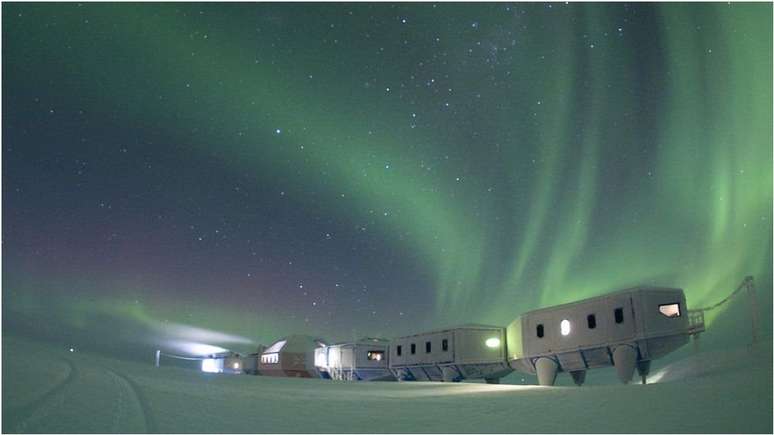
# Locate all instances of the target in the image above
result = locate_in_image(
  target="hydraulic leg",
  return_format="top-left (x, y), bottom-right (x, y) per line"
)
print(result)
top-left (535, 358), bottom-right (559, 386)
top-left (612, 345), bottom-right (637, 384)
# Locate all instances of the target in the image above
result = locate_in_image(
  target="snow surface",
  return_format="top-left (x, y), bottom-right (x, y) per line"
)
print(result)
top-left (2, 335), bottom-right (771, 433)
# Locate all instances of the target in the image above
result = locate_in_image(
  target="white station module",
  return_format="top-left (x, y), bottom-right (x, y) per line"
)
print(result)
top-left (506, 286), bottom-right (696, 386)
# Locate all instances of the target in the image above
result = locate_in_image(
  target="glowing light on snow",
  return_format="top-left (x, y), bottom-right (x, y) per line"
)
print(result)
top-left (485, 338), bottom-right (500, 348)
top-left (201, 358), bottom-right (221, 373)
top-left (233, 362), bottom-right (240, 369)
top-left (560, 319), bottom-right (571, 336)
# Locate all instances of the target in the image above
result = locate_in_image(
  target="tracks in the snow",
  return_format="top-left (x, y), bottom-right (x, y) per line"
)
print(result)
top-left (10, 357), bottom-right (79, 433)
top-left (9, 357), bottom-right (155, 433)
top-left (103, 367), bottom-right (156, 433)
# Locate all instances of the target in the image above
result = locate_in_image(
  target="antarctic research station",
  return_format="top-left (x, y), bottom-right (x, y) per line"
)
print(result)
top-left (159, 277), bottom-right (760, 387)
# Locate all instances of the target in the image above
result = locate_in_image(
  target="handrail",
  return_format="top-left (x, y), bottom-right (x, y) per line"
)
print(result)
top-left (690, 276), bottom-right (754, 312)
top-left (686, 276), bottom-right (759, 345)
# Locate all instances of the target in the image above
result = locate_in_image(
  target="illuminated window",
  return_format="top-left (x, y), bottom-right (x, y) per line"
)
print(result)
top-left (411, 343), bottom-right (416, 354)
top-left (587, 314), bottom-right (597, 329)
top-left (560, 319), bottom-right (571, 336)
top-left (425, 341), bottom-right (431, 353)
top-left (614, 307), bottom-right (624, 324)
top-left (659, 303), bottom-right (681, 318)
top-left (261, 353), bottom-right (279, 364)
top-left (442, 339), bottom-right (448, 351)
top-left (536, 324), bottom-right (544, 338)
top-left (367, 351), bottom-right (384, 361)
top-left (396, 345), bottom-right (402, 356)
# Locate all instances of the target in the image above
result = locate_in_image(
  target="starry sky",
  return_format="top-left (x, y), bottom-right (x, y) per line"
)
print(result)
top-left (3, 2), bottom-right (772, 359)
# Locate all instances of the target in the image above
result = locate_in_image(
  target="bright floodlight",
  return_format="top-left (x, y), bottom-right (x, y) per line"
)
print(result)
top-left (485, 337), bottom-right (500, 348)
top-left (233, 362), bottom-right (240, 369)
top-left (184, 342), bottom-right (230, 356)
top-left (560, 319), bottom-right (571, 336)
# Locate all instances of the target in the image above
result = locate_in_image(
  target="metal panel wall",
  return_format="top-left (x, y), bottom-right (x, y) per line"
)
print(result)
top-left (522, 291), bottom-right (639, 356)
top-left (506, 317), bottom-right (524, 360)
top-left (454, 328), bottom-right (505, 364)
top-left (389, 330), bottom-right (454, 367)
top-left (637, 288), bottom-right (689, 338)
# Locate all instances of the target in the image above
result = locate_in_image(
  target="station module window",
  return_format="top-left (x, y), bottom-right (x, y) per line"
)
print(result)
top-left (536, 324), bottom-right (544, 338)
top-left (396, 345), bottom-right (402, 356)
top-left (425, 341), bottom-right (431, 353)
top-left (442, 339), bottom-right (448, 351)
top-left (410, 343), bottom-right (416, 354)
top-left (614, 307), bottom-right (624, 324)
top-left (658, 303), bottom-right (681, 318)
top-left (367, 350), bottom-right (384, 361)
top-left (261, 353), bottom-right (279, 364)
top-left (587, 314), bottom-right (597, 329)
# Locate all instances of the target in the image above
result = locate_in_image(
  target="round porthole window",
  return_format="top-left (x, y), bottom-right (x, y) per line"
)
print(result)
top-left (560, 319), bottom-right (571, 336)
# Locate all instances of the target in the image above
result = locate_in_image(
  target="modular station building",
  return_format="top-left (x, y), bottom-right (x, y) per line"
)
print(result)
top-left (389, 324), bottom-right (512, 384)
top-left (315, 338), bottom-right (395, 381)
top-left (191, 282), bottom-right (711, 387)
top-left (201, 351), bottom-right (244, 374)
top-left (239, 345), bottom-right (266, 375)
top-left (507, 286), bottom-right (695, 386)
top-left (258, 335), bottom-right (326, 378)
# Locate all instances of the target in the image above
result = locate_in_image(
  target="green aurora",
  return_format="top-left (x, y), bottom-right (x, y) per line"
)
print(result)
top-left (3, 2), bottom-right (771, 352)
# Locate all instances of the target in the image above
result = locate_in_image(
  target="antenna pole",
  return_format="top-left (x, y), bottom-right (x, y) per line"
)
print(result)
top-left (745, 276), bottom-right (760, 346)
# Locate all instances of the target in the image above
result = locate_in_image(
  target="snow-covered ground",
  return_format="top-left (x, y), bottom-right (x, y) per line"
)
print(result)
top-left (2, 335), bottom-right (771, 433)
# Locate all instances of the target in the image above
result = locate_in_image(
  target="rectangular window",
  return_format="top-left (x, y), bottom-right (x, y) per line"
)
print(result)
top-left (261, 353), bottom-right (279, 364)
top-left (425, 341), bottom-right (431, 353)
top-left (614, 307), bottom-right (624, 324)
top-left (410, 343), bottom-right (416, 354)
top-left (367, 351), bottom-right (384, 361)
top-left (442, 339), bottom-right (448, 351)
top-left (396, 345), bottom-right (402, 356)
top-left (536, 324), bottom-right (544, 338)
top-left (658, 303), bottom-right (681, 318)
top-left (587, 314), bottom-right (597, 329)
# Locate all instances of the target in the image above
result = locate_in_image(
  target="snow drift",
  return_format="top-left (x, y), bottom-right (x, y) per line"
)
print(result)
top-left (2, 335), bottom-right (771, 433)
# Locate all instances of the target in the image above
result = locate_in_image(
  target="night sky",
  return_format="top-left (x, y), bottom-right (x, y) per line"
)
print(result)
top-left (3, 2), bottom-right (772, 358)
